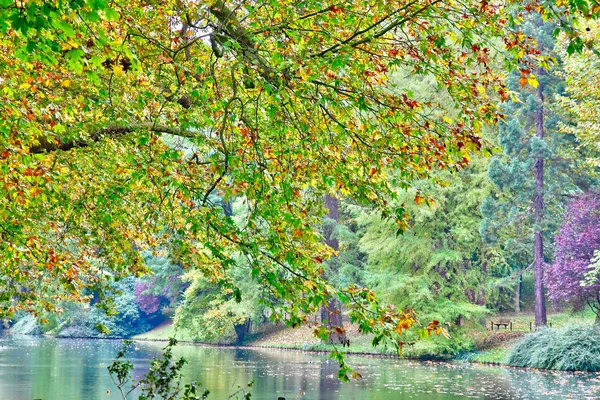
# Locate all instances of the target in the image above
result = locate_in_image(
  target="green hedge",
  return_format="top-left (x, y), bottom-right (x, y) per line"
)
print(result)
top-left (507, 325), bottom-right (600, 371)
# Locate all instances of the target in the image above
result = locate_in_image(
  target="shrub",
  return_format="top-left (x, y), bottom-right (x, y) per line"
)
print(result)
top-left (86, 285), bottom-right (151, 338)
top-left (10, 314), bottom-right (42, 335)
top-left (507, 325), bottom-right (600, 371)
top-left (58, 278), bottom-right (152, 338)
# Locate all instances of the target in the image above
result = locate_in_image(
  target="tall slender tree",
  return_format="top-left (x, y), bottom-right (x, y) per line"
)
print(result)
top-left (481, 15), bottom-right (583, 327)
top-left (533, 65), bottom-right (548, 326)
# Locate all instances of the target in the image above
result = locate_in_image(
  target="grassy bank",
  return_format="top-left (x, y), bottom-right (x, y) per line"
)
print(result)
top-left (463, 309), bottom-right (596, 364)
top-left (133, 321), bottom-right (198, 342)
top-left (133, 310), bottom-right (597, 364)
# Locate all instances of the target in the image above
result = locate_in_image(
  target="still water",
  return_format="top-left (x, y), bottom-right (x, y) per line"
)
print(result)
top-left (0, 334), bottom-right (599, 399)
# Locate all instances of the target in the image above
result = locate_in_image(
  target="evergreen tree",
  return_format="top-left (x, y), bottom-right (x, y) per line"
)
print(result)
top-left (355, 157), bottom-right (507, 325)
top-left (480, 15), bottom-right (583, 327)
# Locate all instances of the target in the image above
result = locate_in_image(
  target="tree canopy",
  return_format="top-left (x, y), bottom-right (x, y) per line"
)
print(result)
top-left (557, 21), bottom-right (600, 169)
top-left (546, 191), bottom-right (600, 318)
top-left (1, 0), bottom-right (598, 357)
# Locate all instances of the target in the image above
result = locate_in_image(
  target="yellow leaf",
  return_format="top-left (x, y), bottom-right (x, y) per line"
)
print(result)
top-left (448, 31), bottom-right (457, 43)
top-left (61, 80), bottom-right (71, 89)
top-left (303, 280), bottom-right (317, 290)
top-left (113, 64), bottom-right (125, 77)
top-left (527, 75), bottom-right (539, 88)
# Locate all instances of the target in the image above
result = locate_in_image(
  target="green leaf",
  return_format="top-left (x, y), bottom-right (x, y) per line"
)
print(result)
top-left (105, 8), bottom-right (120, 21)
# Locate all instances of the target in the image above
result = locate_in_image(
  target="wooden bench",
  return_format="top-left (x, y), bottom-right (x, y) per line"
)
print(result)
top-left (492, 319), bottom-right (512, 331)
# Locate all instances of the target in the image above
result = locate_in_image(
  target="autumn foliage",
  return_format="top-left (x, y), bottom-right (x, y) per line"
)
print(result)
top-left (546, 192), bottom-right (600, 315)
top-left (0, 0), bottom-right (598, 354)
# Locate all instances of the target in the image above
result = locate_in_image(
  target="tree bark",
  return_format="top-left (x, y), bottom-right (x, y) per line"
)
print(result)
top-left (233, 318), bottom-right (251, 343)
top-left (534, 68), bottom-right (547, 328)
top-left (593, 298), bottom-right (600, 325)
top-left (321, 195), bottom-right (349, 346)
top-left (514, 274), bottom-right (522, 313)
top-left (29, 122), bottom-right (196, 154)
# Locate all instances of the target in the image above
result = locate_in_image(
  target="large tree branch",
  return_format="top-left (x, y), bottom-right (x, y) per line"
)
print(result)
top-left (310, 0), bottom-right (440, 58)
top-left (206, 0), bottom-right (440, 87)
top-left (208, 0), bottom-right (284, 86)
top-left (30, 122), bottom-right (197, 154)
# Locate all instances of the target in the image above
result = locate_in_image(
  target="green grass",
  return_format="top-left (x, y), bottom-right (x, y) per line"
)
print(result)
top-left (250, 329), bottom-right (471, 359)
top-left (133, 309), bottom-right (597, 368)
top-left (245, 333), bottom-right (399, 355)
top-left (486, 309), bottom-right (595, 332)
top-left (133, 322), bottom-right (198, 342)
top-left (468, 347), bottom-right (509, 363)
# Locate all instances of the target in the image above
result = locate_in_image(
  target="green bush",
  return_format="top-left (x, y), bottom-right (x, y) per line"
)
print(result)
top-left (401, 326), bottom-right (476, 359)
top-left (507, 325), bottom-right (600, 371)
top-left (58, 278), bottom-right (152, 338)
top-left (10, 314), bottom-right (42, 335)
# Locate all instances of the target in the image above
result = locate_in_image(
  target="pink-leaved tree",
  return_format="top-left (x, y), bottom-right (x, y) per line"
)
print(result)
top-left (546, 191), bottom-right (600, 323)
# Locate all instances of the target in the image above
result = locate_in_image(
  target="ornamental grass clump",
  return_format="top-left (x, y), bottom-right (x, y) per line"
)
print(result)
top-left (507, 325), bottom-right (600, 371)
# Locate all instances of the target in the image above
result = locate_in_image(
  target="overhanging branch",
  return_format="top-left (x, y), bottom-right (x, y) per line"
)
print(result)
top-left (207, 0), bottom-right (286, 86)
top-left (30, 122), bottom-right (197, 154)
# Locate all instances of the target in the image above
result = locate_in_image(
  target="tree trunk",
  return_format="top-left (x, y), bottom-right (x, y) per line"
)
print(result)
top-left (514, 274), bottom-right (522, 313)
top-left (233, 318), bottom-right (251, 343)
top-left (321, 195), bottom-right (349, 346)
top-left (224, 199), bottom-right (254, 343)
top-left (534, 68), bottom-right (547, 328)
top-left (321, 297), bottom-right (348, 345)
top-left (593, 298), bottom-right (600, 325)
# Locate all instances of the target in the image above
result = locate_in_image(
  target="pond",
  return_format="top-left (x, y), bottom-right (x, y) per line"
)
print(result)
top-left (1, 334), bottom-right (599, 399)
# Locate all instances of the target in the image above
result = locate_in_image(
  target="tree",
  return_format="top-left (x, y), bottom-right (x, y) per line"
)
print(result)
top-left (321, 195), bottom-right (349, 346)
top-left (546, 192), bottom-right (600, 323)
top-left (556, 22), bottom-right (600, 170)
top-left (173, 199), bottom-right (266, 344)
top-left (135, 250), bottom-right (185, 315)
top-left (0, 0), bottom-right (597, 354)
top-left (357, 156), bottom-right (507, 326)
top-left (174, 269), bottom-right (257, 343)
top-left (480, 13), bottom-right (590, 327)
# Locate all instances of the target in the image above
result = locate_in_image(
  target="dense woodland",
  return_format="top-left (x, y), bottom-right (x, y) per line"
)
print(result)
top-left (3, 0), bottom-right (600, 383)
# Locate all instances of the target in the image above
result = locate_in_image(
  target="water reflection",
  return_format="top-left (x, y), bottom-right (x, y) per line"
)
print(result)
top-left (0, 335), bottom-right (599, 399)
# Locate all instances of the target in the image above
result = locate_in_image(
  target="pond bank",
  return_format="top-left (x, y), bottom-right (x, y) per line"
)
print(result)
top-left (131, 320), bottom-right (522, 365)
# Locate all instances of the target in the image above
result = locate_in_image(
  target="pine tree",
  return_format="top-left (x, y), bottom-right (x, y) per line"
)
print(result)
top-left (480, 15), bottom-right (582, 327)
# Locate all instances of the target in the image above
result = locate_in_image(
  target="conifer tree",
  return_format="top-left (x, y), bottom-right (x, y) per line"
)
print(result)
top-left (480, 16), bottom-right (581, 327)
